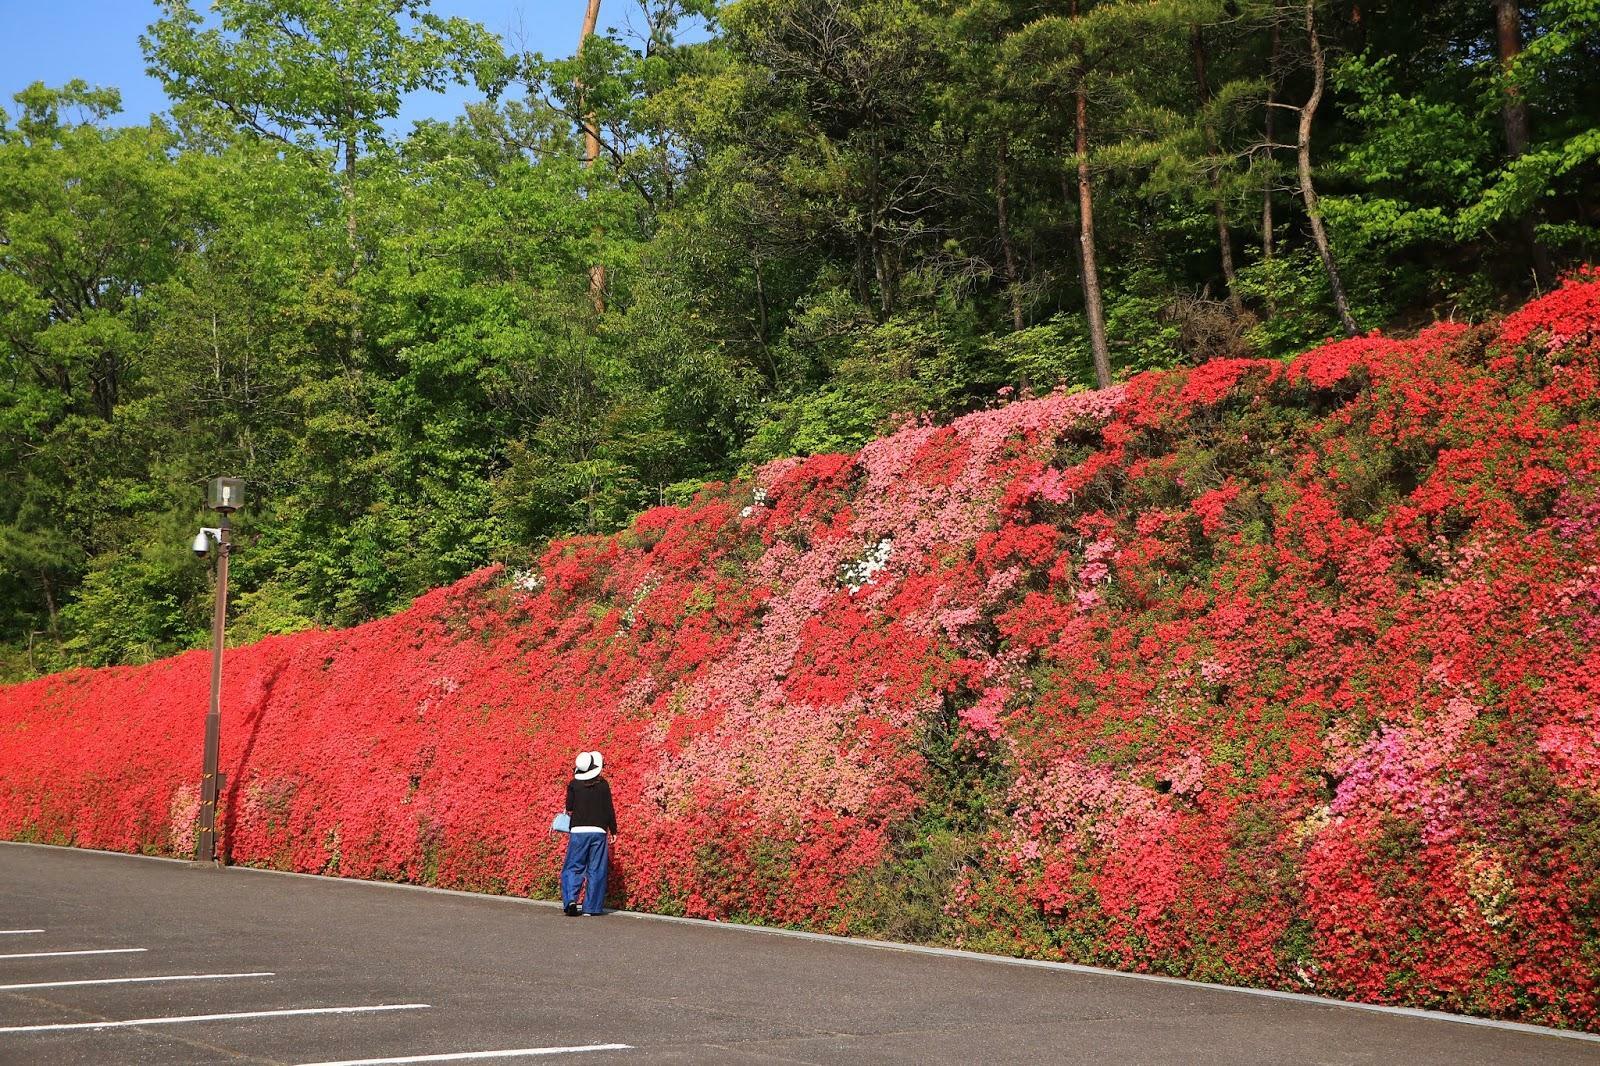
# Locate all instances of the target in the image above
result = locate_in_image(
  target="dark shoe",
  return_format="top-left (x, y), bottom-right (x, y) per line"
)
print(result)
top-left (564, 902), bottom-right (580, 916)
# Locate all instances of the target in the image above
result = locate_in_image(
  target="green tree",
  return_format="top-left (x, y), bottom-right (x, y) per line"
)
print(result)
top-left (1323, 0), bottom-right (1599, 313)
top-left (0, 82), bottom-right (202, 670)
top-left (3, 0), bottom-right (1597, 676)
top-left (998, 1), bottom-right (1189, 385)
top-left (144, 0), bottom-right (502, 267)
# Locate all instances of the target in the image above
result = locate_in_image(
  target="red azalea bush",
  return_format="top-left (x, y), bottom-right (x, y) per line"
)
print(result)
top-left (4, 273), bottom-right (1600, 1029)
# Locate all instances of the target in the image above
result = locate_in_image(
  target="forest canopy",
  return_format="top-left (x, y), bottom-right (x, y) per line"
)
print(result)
top-left (2, 0), bottom-right (1596, 678)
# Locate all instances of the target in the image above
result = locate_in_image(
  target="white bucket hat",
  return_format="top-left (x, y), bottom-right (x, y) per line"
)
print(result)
top-left (574, 750), bottom-right (604, 781)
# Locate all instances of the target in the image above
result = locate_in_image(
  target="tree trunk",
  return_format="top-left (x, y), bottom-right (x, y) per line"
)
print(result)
top-left (342, 130), bottom-right (364, 352)
top-left (1494, 0), bottom-right (1554, 286)
top-left (752, 252), bottom-right (780, 386)
top-left (1192, 26), bottom-right (1241, 314)
top-left (996, 136), bottom-right (1025, 331)
top-left (853, 238), bottom-right (873, 307)
top-left (579, 0), bottom-right (604, 166)
top-left (1298, 0), bottom-right (1360, 337)
top-left (339, 69), bottom-right (360, 274)
top-left (343, 135), bottom-right (359, 274)
top-left (1263, 20), bottom-right (1280, 260)
top-left (1075, 85), bottom-right (1113, 388)
top-left (40, 570), bottom-right (58, 636)
top-left (873, 238), bottom-right (896, 319)
top-left (1494, 0), bottom-right (1530, 157)
top-left (578, 0), bottom-right (607, 312)
top-left (866, 135), bottom-right (898, 319)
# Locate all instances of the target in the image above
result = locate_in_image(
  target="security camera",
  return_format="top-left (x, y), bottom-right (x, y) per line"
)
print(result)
top-left (192, 530), bottom-right (213, 558)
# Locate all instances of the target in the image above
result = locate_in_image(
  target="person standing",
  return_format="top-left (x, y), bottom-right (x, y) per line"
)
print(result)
top-left (561, 750), bottom-right (617, 916)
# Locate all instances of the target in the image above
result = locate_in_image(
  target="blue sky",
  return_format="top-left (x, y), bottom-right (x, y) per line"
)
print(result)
top-left (1, 1), bottom-right (627, 130)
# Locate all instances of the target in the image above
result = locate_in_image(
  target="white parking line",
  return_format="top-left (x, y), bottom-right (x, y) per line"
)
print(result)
top-left (0, 971), bottom-right (274, 992)
top-left (296, 1048), bottom-right (634, 1065)
top-left (0, 930), bottom-right (44, 935)
top-left (0, 1003), bottom-right (430, 1034)
top-left (0, 948), bottom-right (147, 960)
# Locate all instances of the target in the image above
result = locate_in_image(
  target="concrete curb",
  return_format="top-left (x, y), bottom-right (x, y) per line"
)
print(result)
top-left (5, 839), bottom-right (1596, 1046)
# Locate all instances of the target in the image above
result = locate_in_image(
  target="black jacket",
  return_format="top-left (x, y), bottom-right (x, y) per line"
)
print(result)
top-left (565, 777), bottom-right (618, 834)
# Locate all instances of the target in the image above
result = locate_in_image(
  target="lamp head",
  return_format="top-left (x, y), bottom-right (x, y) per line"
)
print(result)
top-left (207, 476), bottom-right (244, 514)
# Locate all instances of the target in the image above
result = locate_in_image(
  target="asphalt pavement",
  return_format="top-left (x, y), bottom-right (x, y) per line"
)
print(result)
top-left (1, 842), bottom-right (1594, 1065)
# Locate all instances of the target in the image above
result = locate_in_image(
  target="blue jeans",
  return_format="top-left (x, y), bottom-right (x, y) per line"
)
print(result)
top-left (561, 832), bottom-right (609, 914)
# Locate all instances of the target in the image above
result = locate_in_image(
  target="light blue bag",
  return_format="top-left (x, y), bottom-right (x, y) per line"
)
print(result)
top-left (550, 812), bottom-right (571, 833)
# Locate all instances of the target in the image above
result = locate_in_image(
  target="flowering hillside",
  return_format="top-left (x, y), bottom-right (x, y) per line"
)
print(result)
top-left (4, 275), bottom-right (1600, 1029)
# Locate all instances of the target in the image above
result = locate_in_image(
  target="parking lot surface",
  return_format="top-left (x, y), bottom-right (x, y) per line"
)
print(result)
top-left (1, 842), bottom-right (1594, 1065)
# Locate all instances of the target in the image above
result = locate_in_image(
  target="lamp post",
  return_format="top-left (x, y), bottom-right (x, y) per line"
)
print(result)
top-left (195, 476), bottom-right (243, 864)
